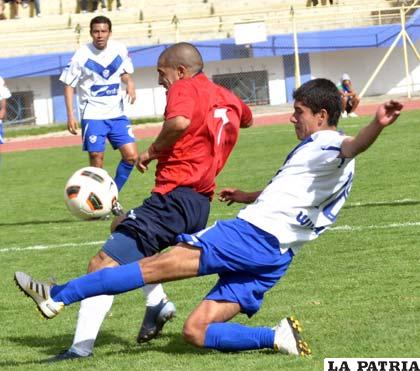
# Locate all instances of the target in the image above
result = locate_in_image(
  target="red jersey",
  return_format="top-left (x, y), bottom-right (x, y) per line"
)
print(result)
top-left (153, 73), bottom-right (252, 197)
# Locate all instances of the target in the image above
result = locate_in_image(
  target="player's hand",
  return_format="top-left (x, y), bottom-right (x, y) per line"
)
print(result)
top-left (375, 100), bottom-right (403, 127)
top-left (136, 144), bottom-right (160, 173)
top-left (136, 152), bottom-right (151, 173)
top-left (67, 118), bottom-right (79, 135)
top-left (126, 87), bottom-right (136, 104)
top-left (219, 188), bottom-right (248, 206)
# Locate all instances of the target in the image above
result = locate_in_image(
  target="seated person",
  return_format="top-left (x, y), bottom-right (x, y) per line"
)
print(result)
top-left (337, 73), bottom-right (360, 118)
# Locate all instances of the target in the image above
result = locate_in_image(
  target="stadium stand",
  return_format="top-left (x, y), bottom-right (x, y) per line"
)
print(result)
top-left (0, 0), bottom-right (415, 57)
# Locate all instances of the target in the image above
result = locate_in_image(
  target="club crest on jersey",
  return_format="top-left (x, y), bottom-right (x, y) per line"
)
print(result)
top-left (102, 69), bottom-right (110, 78)
top-left (89, 135), bottom-right (97, 144)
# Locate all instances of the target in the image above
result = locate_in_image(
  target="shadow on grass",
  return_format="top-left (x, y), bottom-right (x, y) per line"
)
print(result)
top-left (1, 330), bottom-right (214, 367)
top-left (0, 219), bottom-right (78, 227)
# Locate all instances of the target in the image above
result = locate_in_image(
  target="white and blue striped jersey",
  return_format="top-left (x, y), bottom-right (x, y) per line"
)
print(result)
top-left (238, 130), bottom-right (355, 254)
top-left (0, 76), bottom-right (11, 101)
top-left (59, 40), bottom-right (134, 120)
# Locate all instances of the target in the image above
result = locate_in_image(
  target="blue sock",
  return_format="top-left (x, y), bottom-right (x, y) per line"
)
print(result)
top-left (50, 262), bottom-right (144, 305)
top-left (114, 160), bottom-right (134, 191)
top-left (204, 323), bottom-right (275, 351)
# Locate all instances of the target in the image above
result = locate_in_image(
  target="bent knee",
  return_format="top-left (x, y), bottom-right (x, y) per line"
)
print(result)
top-left (88, 251), bottom-right (118, 272)
top-left (182, 320), bottom-right (207, 347)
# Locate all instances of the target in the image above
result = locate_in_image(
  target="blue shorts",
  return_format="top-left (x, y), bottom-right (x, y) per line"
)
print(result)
top-left (104, 187), bottom-right (211, 263)
top-left (81, 115), bottom-right (135, 152)
top-left (177, 218), bottom-right (294, 317)
top-left (0, 120), bottom-right (4, 144)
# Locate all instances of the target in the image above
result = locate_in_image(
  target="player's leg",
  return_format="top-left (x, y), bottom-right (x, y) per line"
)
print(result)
top-left (46, 232), bottom-right (137, 361)
top-left (15, 242), bottom-right (202, 309)
top-left (57, 252), bottom-right (117, 360)
top-left (114, 142), bottom-right (137, 192)
top-left (81, 118), bottom-right (108, 168)
top-left (184, 299), bottom-right (310, 355)
top-left (178, 218), bottom-right (310, 355)
top-left (88, 152), bottom-right (104, 168)
top-left (122, 188), bottom-right (209, 343)
top-left (348, 96), bottom-right (360, 117)
top-left (107, 116), bottom-right (137, 192)
top-left (341, 96), bottom-right (348, 118)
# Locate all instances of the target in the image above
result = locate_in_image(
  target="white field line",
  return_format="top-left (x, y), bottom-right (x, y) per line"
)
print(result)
top-left (2, 221), bottom-right (420, 253)
top-left (0, 240), bottom-right (104, 253)
top-left (1, 199), bottom-right (419, 253)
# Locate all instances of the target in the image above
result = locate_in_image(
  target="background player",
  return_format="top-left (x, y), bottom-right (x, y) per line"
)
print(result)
top-left (0, 75), bottom-right (11, 144)
top-left (59, 16), bottom-right (138, 193)
top-left (337, 73), bottom-right (360, 118)
top-left (14, 79), bottom-right (403, 356)
top-left (45, 42), bottom-right (253, 361)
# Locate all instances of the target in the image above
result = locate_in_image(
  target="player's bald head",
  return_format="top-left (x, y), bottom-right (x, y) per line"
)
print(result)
top-left (158, 43), bottom-right (203, 75)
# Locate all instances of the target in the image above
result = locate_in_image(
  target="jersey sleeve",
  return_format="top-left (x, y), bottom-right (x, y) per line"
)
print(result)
top-left (314, 131), bottom-right (349, 165)
top-left (0, 77), bottom-right (11, 100)
top-left (59, 55), bottom-right (82, 88)
top-left (164, 82), bottom-right (195, 120)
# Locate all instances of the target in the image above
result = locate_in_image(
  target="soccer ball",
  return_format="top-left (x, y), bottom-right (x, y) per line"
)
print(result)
top-left (64, 167), bottom-right (118, 220)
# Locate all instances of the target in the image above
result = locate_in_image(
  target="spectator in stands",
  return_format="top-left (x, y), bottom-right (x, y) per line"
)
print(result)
top-left (114, 0), bottom-right (122, 10)
top-left (5, 0), bottom-right (21, 19)
top-left (31, 0), bottom-right (41, 17)
top-left (93, 0), bottom-right (106, 12)
top-left (0, 0), bottom-right (6, 20)
top-left (79, 0), bottom-right (88, 13)
top-left (337, 73), bottom-right (360, 118)
top-left (0, 76), bottom-right (11, 144)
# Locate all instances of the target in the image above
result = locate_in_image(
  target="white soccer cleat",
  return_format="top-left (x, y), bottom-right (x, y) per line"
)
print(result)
top-left (348, 112), bottom-right (358, 118)
top-left (273, 316), bottom-right (311, 356)
top-left (14, 272), bottom-right (64, 319)
top-left (341, 111), bottom-right (348, 119)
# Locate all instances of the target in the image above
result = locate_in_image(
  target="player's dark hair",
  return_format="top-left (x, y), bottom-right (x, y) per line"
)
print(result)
top-left (293, 78), bottom-right (341, 126)
top-left (90, 16), bottom-right (112, 32)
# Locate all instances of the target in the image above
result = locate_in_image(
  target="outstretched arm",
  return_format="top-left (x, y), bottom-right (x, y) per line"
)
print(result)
top-left (340, 100), bottom-right (403, 158)
top-left (219, 188), bottom-right (262, 206)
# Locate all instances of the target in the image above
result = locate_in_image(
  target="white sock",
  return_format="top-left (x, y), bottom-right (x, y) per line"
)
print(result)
top-left (142, 284), bottom-right (167, 306)
top-left (69, 295), bottom-right (114, 356)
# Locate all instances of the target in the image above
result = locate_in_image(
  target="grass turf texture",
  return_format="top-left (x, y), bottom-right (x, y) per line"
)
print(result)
top-left (0, 111), bottom-right (419, 369)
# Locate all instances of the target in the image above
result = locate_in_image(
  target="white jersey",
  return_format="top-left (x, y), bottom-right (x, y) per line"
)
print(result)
top-left (0, 76), bottom-right (11, 100)
top-left (59, 40), bottom-right (134, 120)
top-left (238, 130), bottom-right (355, 254)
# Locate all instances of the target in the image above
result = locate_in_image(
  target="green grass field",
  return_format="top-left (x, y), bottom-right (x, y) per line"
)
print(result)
top-left (0, 111), bottom-right (419, 370)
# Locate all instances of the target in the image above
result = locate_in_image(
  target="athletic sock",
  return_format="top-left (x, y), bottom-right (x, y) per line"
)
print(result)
top-left (204, 323), bottom-right (275, 351)
top-left (70, 295), bottom-right (114, 356)
top-left (142, 284), bottom-right (167, 306)
top-left (50, 262), bottom-right (144, 305)
top-left (114, 160), bottom-right (134, 191)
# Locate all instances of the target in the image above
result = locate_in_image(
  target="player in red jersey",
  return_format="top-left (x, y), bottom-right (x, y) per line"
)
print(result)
top-left (46, 42), bottom-right (253, 362)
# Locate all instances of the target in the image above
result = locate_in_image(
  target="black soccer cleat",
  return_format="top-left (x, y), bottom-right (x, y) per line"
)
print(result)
top-left (43, 350), bottom-right (92, 363)
top-left (137, 299), bottom-right (176, 343)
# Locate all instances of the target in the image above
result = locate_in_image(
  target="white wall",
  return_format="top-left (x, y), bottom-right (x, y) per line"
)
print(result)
top-left (310, 41), bottom-right (420, 97)
top-left (7, 76), bottom-right (53, 126)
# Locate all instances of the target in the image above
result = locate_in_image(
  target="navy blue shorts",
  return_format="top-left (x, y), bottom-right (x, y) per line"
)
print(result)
top-left (177, 218), bottom-right (294, 317)
top-left (103, 187), bottom-right (210, 264)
